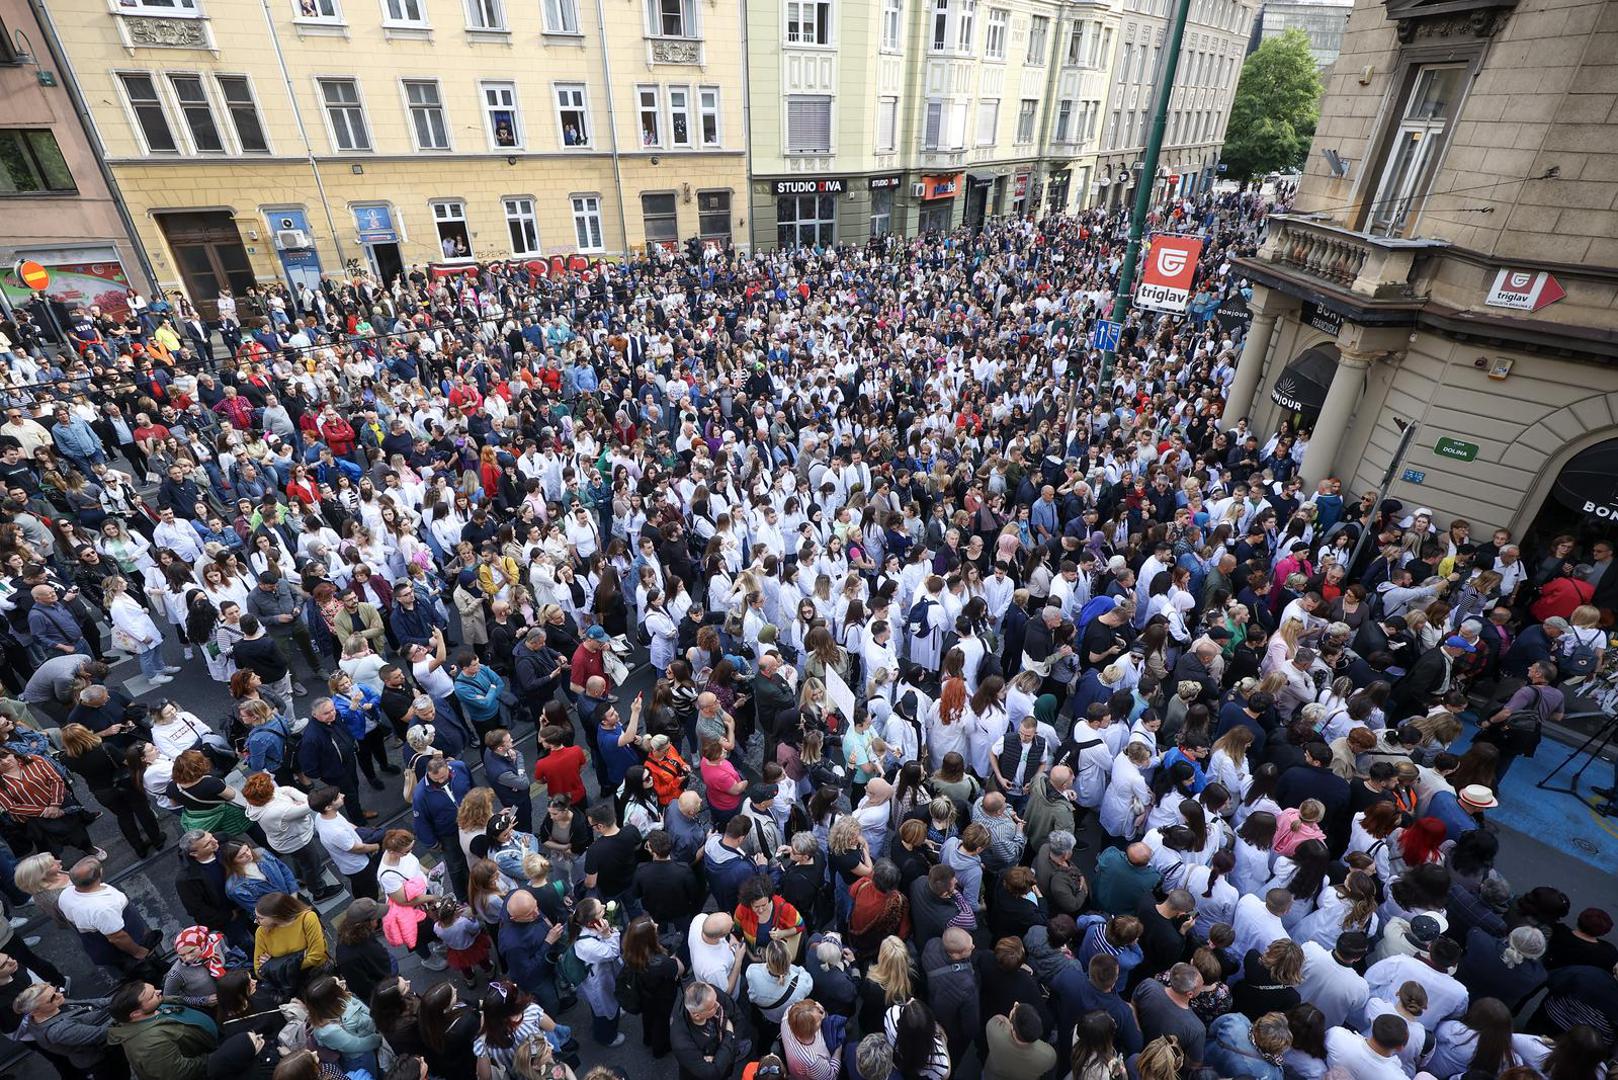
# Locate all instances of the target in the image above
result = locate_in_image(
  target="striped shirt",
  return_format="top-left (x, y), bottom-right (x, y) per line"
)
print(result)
top-left (0, 755), bottom-right (67, 817)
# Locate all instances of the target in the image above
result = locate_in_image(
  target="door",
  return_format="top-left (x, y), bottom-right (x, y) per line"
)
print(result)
top-left (963, 183), bottom-right (988, 229)
top-left (156, 211), bottom-right (256, 322)
top-left (369, 242), bottom-right (404, 286)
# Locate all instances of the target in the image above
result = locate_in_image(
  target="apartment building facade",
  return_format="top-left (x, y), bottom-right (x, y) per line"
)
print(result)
top-left (38, 0), bottom-right (748, 313)
top-left (0, 0), bottom-right (151, 321)
top-left (1227, 0), bottom-right (1618, 545)
top-left (745, 0), bottom-right (1135, 247)
top-left (1093, 0), bottom-right (1254, 209)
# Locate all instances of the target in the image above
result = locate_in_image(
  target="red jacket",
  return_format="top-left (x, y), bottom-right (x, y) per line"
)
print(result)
top-left (1531, 576), bottom-right (1595, 623)
top-left (321, 416), bottom-right (357, 455)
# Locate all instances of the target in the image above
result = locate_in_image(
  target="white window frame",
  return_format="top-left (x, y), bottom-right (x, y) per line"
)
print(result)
top-left (923, 99), bottom-right (943, 149)
top-left (215, 74), bottom-right (269, 153)
top-left (1014, 98), bottom-right (1037, 144)
top-left (698, 86), bottom-right (721, 147)
top-left (646, 0), bottom-right (697, 37)
top-left (957, 0), bottom-right (975, 51)
top-left (293, 0), bottom-right (342, 21)
top-left (402, 78), bottom-right (451, 150)
top-left (881, 0), bottom-right (902, 51)
top-left (116, 71), bottom-right (179, 155)
top-left (876, 96), bottom-right (898, 152)
top-left (1026, 14), bottom-right (1048, 64)
top-left (571, 194), bottom-right (605, 252)
top-left (481, 80), bottom-right (522, 150)
top-left (784, 94), bottom-right (832, 153)
top-left (542, 0), bottom-right (579, 31)
top-left (1368, 63), bottom-right (1469, 238)
top-left (554, 83), bottom-right (591, 148)
top-left (503, 196), bottom-right (540, 256)
top-left (984, 7), bottom-right (1007, 59)
top-left (667, 85), bottom-right (693, 147)
top-left (431, 199), bottom-right (471, 260)
top-left (380, 0), bottom-right (428, 26)
top-left (316, 76), bottom-right (371, 152)
top-left (637, 85), bottom-right (662, 147)
top-left (166, 72), bottom-right (225, 154)
top-left (974, 98), bottom-right (998, 145)
top-left (1054, 98), bottom-right (1072, 142)
top-left (931, 0), bottom-right (949, 51)
top-left (463, 0), bottom-right (504, 29)
top-left (785, 0), bottom-right (832, 44)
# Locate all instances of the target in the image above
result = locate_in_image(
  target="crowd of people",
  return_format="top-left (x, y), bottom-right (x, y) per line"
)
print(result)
top-left (0, 193), bottom-right (1615, 1080)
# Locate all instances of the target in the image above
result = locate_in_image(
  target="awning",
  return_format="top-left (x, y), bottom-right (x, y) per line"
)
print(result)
top-left (1551, 437), bottom-right (1618, 518)
top-left (1270, 344), bottom-right (1339, 413)
top-left (1215, 294), bottom-right (1251, 336)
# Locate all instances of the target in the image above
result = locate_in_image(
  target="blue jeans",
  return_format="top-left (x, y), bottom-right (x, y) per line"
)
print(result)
top-left (137, 642), bottom-right (167, 679)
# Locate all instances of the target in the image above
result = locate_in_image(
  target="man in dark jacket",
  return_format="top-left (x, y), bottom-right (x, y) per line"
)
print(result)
top-left (910, 863), bottom-right (976, 946)
top-left (922, 927), bottom-right (981, 1063)
top-left (498, 888), bottom-right (565, 1014)
top-left (175, 831), bottom-right (250, 950)
top-left (751, 653), bottom-right (796, 765)
top-left (670, 980), bottom-right (751, 1080)
top-left (1388, 636), bottom-right (1475, 722)
top-left (412, 755), bottom-right (473, 900)
top-left (511, 628), bottom-right (567, 724)
top-left (299, 697), bottom-right (373, 824)
top-left (1275, 741), bottom-right (1352, 853)
top-left (388, 581), bottom-right (446, 650)
top-left (1051, 952), bottom-right (1144, 1068)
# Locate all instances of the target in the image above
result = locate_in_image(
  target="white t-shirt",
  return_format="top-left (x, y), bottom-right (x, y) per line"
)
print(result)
top-left (688, 914), bottom-right (737, 988)
top-left (378, 853), bottom-right (426, 900)
top-left (1325, 1028), bottom-right (1408, 1080)
top-left (413, 659), bottom-right (454, 701)
top-left (317, 813), bottom-right (371, 875)
top-left (58, 884), bottom-right (129, 935)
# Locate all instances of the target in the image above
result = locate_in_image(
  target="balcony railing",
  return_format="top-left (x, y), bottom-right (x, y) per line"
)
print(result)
top-left (1259, 213), bottom-right (1448, 301)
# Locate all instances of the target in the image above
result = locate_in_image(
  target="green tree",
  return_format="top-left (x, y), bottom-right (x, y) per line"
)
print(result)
top-left (1222, 29), bottom-right (1324, 182)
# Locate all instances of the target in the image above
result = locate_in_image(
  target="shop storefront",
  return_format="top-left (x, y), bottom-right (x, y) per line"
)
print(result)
top-left (869, 175), bottom-right (902, 237)
top-left (1011, 171), bottom-right (1031, 217)
top-left (773, 178), bottom-right (845, 248)
top-left (0, 247), bottom-right (134, 323)
top-left (353, 204), bottom-right (404, 284)
top-left (917, 173), bottom-right (960, 233)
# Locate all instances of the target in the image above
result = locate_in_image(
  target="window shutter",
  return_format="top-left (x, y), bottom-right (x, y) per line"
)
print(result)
top-left (787, 97), bottom-right (831, 151)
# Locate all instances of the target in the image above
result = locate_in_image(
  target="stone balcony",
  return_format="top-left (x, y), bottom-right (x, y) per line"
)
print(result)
top-left (1258, 213), bottom-right (1449, 302)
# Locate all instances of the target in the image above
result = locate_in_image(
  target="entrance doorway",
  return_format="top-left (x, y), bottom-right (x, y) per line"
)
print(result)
top-left (1523, 437), bottom-right (1618, 557)
top-left (963, 181), bottom-right (989, 229)
top-left (367, 242), bottom-right (404, 286)
top-left (156, 211), bottom-right (255, 321)
top-left (918, 203), bottom-right (953, 233)
top-left (1046, 171), bottom-right (1070, 213)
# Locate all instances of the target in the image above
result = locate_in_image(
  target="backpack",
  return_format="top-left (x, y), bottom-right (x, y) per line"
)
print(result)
top-left (1564, 634), bottom-right (1601, 677)
top-left (615, 966), bottom-right (643, 1014)
top-left (906, 597), bottom-right (935, 638)
top-left (556, 940), bottom-right (590, 989)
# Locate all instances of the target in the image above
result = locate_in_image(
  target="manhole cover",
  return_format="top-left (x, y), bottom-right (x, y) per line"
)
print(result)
top-left (1571, 837), bottom-right (1599, 854)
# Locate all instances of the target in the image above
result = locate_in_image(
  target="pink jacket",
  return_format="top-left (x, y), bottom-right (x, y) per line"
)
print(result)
top-left (382, 875), bottom-right (429, 948)
top-left (1271, 807), bottom-right (1326, 857)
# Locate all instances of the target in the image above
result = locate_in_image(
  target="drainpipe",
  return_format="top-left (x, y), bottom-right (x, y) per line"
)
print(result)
top-left (740, 0), bottom-right (754, 251)
top-left (258, 0), bottom-right (350, 269)
top-left (592, 0), bottom-right (631, 255)
top-left (26, 0), bottom-right (161, 290)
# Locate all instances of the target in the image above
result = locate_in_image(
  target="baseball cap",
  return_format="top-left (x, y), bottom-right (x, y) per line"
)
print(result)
top-left (1443, 635), bottom-right (1477, 652)
top-left (345, 898), bottom-right (382, 923)
top-left (586, 624), bottom-right (610, 641)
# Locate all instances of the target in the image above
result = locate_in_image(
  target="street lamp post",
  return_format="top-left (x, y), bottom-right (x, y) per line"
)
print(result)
top-left (1097, 0), bottom-right (1195, 392)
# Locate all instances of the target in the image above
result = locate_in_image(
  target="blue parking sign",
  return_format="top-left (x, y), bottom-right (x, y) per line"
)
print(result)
top-left (1090, 320), bottom-right (1122, 352)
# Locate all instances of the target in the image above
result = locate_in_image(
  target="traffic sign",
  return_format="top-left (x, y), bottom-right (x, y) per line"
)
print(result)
top-left (13, 260), bottom-right (49, 291)
top-left (1090, 320), bottom-right (1122, 352)
top-left (1434, 437), bottom-right (1479, 462)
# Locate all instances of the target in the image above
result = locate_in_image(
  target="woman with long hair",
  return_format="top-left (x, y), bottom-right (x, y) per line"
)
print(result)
top-left (621, 915), bottom-right (682, 1057)
top-left (568, 896), bottom-right (624, 1046)
top-left (885, 997), bottom-right (950, 1080)
top-left (857, 934), bottom-right (914, 1037)
top-left (251, 892), bottom-right (326, 992)
top-left (472, 979), bottom-right (563, 1080)
top-left (58, 723), bottom-right (166, 857)
top-left (302, 972), bottom-right (383, 1073)
top-left (418, 980), bottom-right (481, 1078)
top-left (926, 669), bottom-right (969, 770)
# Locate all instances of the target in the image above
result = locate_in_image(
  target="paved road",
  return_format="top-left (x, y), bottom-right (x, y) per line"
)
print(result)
top-left (3, 642), bottom-right (1613, 1079)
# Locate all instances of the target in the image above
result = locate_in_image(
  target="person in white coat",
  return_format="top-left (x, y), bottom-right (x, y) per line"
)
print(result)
top-left (643, 589), bottom-right (679, 676)
top-left (569, 897), bottom-right (626, 1046)
top-left (905, 577), bottom-right (945, 670)
top-left (106, 575), bottom-right (178, 684)
top-left (1066, 711), bottom-right (1116, 810)
top-left (1099, 743), bottom-right (1153, 839)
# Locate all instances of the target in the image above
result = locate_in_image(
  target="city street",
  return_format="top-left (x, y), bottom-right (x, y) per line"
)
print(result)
top-left (3, 640), bottom-right (1612, 1078)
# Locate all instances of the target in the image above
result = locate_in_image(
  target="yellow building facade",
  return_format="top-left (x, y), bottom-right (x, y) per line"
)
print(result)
top-left (40, 0), bottom-right (749, 312)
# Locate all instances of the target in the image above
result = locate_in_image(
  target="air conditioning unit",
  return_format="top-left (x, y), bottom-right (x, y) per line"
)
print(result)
top-left (910, 182), bottom-right (927, 198)
top-left (275, 229), bottom-right (311, 250)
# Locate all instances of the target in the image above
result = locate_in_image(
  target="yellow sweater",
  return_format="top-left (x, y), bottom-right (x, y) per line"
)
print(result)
top-left (253, 909), bottom-right (328, 973)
